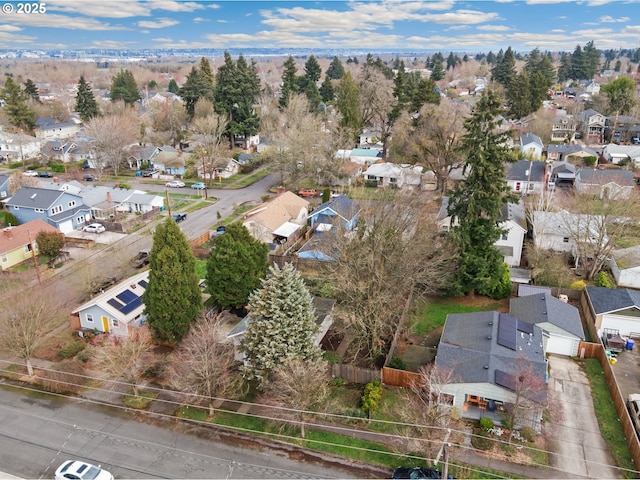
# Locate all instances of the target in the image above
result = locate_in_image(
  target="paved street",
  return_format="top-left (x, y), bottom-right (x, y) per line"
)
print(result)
top-left (0, 384), bottom-right (367, 479)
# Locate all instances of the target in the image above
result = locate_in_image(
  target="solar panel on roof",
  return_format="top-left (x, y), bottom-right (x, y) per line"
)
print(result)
top-left (497, 313), bottom-right (517, 350)
top-left (517, 321), bottom-right (534, 334)
top-left (117, 289), bottom-right (138, 304)
top-left (138, 279), bottom-right (148, 288)
top-left (107, 298), bottom-right (124, 310)
top-left (495, 369), bottom-right (515, 390)
top-left (120, 297), bottom-right (142, 315)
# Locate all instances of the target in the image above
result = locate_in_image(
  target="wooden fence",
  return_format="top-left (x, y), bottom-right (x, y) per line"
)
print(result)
top-left (578, 341), bottom-right (640, 472)
top-left (382, 367), bottom-right (421, 388)
top-left (330, 363), bottom-right (380, 384)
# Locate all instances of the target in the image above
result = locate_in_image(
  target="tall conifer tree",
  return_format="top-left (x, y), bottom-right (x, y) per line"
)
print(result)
top-left (75, 75), bottom-right (100, 122)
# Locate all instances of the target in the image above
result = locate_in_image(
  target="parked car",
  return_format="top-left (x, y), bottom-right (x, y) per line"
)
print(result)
top-left (166, 180), bottom-right (185, 188)
top-left (131, 249), bottom-right (150, 269)
top-left (298, 188), bottom-right (319, 197)
top-left (83, 223), bottom-right (106, 233)
top-left (392, 466), bottom-right (453, 479)
top-left (23, 169), bottom-right (38, 176)
top-left (84, 174), bottom-right (95, 181)
top-left (631, 135), bottom-right (640, 145)
top-left (191, 182), bottom-right (206, 190)
top-left (172, 213), bottom-right (187, 223)
top-left (629, 394), bottom-right (640, 434)
top-left (142, 168), bottom-right (158, 177)
top-left (38, 170), bottom-right (53, 178)
top-left (55, 460), bottom-right (113, 480)
top-left (213, 225), bottom-right (226, 236)
top-left (89, 276), bottom-right (117, 294)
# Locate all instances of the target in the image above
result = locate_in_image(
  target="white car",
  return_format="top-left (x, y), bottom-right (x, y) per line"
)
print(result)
top-left (83, 223), bottom-right (106, 233)
top-left (55, 460), bottom-right (113, 480)
top-left (165, 180), bottom-right (185, 188)
top-left (23, 170), bottom-right (38, 177)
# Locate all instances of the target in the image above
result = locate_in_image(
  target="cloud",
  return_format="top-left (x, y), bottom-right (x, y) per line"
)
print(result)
top-left (147, 1), bottom-right (206, 12)
top-left (6, 13), bottom-right (129, 30)
top-left (0, 31), bottom-right (36, 46)
top-left (89, 40), bottom-right (138, 49)
top-left (152, 37), bottom-right (173, 42)
top-left (46, 0), bottom-right (150, 18)
top-left (599, 16), bottom-right (630, 23)
top-left (477, 25), bottom-right (511, 31)
top-left (137, 18), bottom-right (180, 29)
top-left (0, 25), bottom-right (23, 32)
top-left (193, 17), bottom-right (210, 23)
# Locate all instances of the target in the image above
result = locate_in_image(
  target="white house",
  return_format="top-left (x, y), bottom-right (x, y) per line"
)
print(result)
top-left (520, 133), bottom-right (544, 160)
top-left (506, 160), bottom-right (548, 195)
top-left (35, 119), bottom-right (81, 141)
top-left (574, 168), bottom-right (636, 200)
top-left (608, 246), bottom-right (640, 290)
top-left (363, 162), bottom-right (423, 189)
top-left (0, 129), bottom-right (41, 162)
top-left (242, 191), bottom-right (309, 245)
top-left (602, 144), bottom-right (640, 165)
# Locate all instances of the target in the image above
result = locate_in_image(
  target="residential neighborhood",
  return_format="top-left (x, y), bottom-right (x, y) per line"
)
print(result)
top-left (1, 36), bottom-right (640, 480)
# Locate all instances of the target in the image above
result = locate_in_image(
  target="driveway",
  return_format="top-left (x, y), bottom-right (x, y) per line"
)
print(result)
top-left (547, 354), bottom-right (622, 478)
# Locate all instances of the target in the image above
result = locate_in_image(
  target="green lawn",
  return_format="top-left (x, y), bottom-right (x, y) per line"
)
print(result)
top-left (195, 259), bottom-right (207, 279)
top-left (411, 297), bottom-right (504, 336)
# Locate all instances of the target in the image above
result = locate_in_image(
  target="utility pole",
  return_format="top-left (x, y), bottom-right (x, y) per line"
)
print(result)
top-left (28, 230), bottom-right (41, 284)
top-left (434, 428), bottom-right (451, 479)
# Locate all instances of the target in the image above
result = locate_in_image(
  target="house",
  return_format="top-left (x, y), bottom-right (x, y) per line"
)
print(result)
top-left (547, 161), bottom-right (577, 186)
top-left (41, 140), bottom-right (94, 163)
top-left (574, 168), bottom-right (635, 200)
top-left (308, 195), bottom-right (361, 231)
top-left (242, 191), bottom-right (309, 246)
top-left (584, 81), bottom-right (600, 95)
top-left (546, 144), bottom-right (598, 163)
top-left (583, 286), bottom-right (640, 338)
top-left (297, 228), bottom-right (341, 262)
top-left (227, 297), bottom-right (335, 362)
top-left (605, 115), bottom-right (640, 143)
top-left (71, 270), bottom-right (150, 336)
top-left (363, 162), bottom-right (423, 189)
top-left (578, 109), bottom-right (606, 143)
top-left (550, 111), bottom-right (576, 143)
top-left (505, 159), bottom-right (548, 195)
top-left (436, 311), bottom-right (547, 428)
top-left (0, 130), bottom-right (41, 162)
top-left (79, 185), bottom-right (163, 219)
top-left (332, 161), bottom-right (364, 187)
top-left (127, 145), bottom-right (159, 170)
top-left (349, 148), bottom-right (383, 166)
top-left (359, 129), bottom-right (383, 147)
top-left (608, 246), bottom-right (640, 290)
top-left (509, 293), bottom-right (585, 356)
top-left (601, 144), bottom-right (640, 165)
top-left (34, 118), bottom-right (81, 141)
top-left (494, 202), bottom-right (527, 267)
top-left (0, 174), bottom-right (9, 199)
top-left (0, 219), bottom-right (61, 271)
top-left (198, 158), bottom-right (241, 180)
top-left (520, 133), bottom-right (544, 160)
top-left (531, 210), bottom-right (606, 263)
top-left (151, 146), bottom-right (192, 176)
top-left (3, 187), bottom-right (91, 233)
top-left (437, 197), bottom-right (526, 268)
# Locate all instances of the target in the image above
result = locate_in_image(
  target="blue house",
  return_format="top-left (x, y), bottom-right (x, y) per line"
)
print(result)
top-left (0, 174), bottom-right (9, 200)
top-left (4, 187), bottom-right (91, 233)
top-left (308, 195), bottom-right (361, 231)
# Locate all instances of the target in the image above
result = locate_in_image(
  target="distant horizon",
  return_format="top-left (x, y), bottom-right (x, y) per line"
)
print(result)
top-left (0, 1), bottom-right (639, 54)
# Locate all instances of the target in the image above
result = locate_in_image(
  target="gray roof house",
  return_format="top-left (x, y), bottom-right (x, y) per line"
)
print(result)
top-left (506, 159), bottom-right (548, 195)
top-left (510, 293), bottom-right (585, 356)
top-left (608, 246), bottom-right (640, 289)
top-left (574, 168), bottom-right (635, 200)
top-left (584, 286), bottom-right (640, 338)
top-left (520, 133), bottom-right (544, 160)
top-left (436, 311), bottom-right (547, 428)
top-left (79, 185), bottom-right (163, 219)
top-left (0, 174), bottom-right (9, 200)
top-left (3, 187), bottom-right (91, 233)
top-left (546, 144), bottom-right (598, 163)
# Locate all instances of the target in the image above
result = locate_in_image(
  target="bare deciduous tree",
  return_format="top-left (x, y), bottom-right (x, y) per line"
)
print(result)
top-left (85, 106), bottom-right (138, 177)
top-left (260, 357), bottom-right (332, 437)
top-left (95, 329), bottom-right (153, 397)
top-left (148, 99), bottom-right (188, 147)
top-left (189, 111), bottom-right (229, 185)
top-left (0, 286), bottom-right (69, 376)
top-left (329, 192), bottom-right (457, 365)
top-left (167, 314), bottom-right (239, 416)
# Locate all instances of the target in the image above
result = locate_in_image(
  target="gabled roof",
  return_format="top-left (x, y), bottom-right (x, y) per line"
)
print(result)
top-left (436, 311), bottom-right (547, 401)
top-left (546, 144), bottom-right (598, 157)
top-left (297, 228), bottom-right (340, 262)
top-left (49, 205), bottom-right (91, 223)
top-left (0, 219), bottom-right (60, 255)
top-left (500, 201), bottom-right (527, 231)
top-left (351, 148), bottom-right (382, 157)
top-left (520, 133), bottom-right (543, 148)
top-left (510, 293), bottom-right (585, 339)
top-left (0, 174), bottom-right (9, 187)
top-left (506, 160), bottom-right (546, 182)
top-left (586, 286), bottom-right (640, 315)
top-left (311, 196), bottom-right (361, 224)
top-left (5, 187), bottom-right (72, 209)
top-left (243, 191), bottom-right (309, 232)
top-left (611, 246), bottom-right (640, 270)
top-left (73, 270), bottom-right (150, 324)
top-left (79, 185), bottom-right (143, 206)
top-left (576, 168), bottom-right (635, 186)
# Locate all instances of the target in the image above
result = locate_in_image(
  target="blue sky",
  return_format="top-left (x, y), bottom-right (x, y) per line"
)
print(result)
top-left (1, 0), bottom-right (639, 53)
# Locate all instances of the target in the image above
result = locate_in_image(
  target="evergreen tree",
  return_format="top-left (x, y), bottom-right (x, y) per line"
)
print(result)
top-left (447, 88), bottom-right (518, 296)
top-left (319, 74), bottom-right (335, 103)
top-left (583, 41), bottom-right (600, 79)
top-left (326, 56), bottom-right (345, 80)
top-left (446, 52), bottom-right (458, 70)
top-left (143, 219), bottom-right (202, 344)
top-left (109, 69), bottom-right (140, 105)
top-left (392, 61), bottom-right (409, 116)
top-left (168, 78), bottom-right (179, 94)
top-left (335, 71), bottom-right (361, 133)
top-left (303, 55), bottom-right (322, 84)
top-left (410, 77), bottom-right (440, 112)
top-left (179, 66), bottom-right (213, 118)
top-left (492, 46), bottom-right (516, 86)
top-left (241, 263), bottom-right (321, 381)
top-left (529, 70), bottom-right (550, 112)
top-left (280, 55), bottom-right (299, 107)
top-left (23, 79), bottom-right (40, 103)
top-left (199, 57), bottom-right (215, 87)
top-left (304, 82), bottom-right (322, 112)
top-left (430, 59), bottom-right (445, 81)
top-left (507, 71), bottom-right (532, 119)
top-left (601, 76), bottom-right (637, 116)
top-left (570, 45), bottom-right (586, 80)
top-left (75, 75), bottom-right (100, 122)
top-left (0, 77), bottom-right (36, 132)
top-left (486, 51), bottom-right (496, 65)
top-left (206, 222), bottom-right (269, 310)
top-left (557, 52), bottom-right (572, 82)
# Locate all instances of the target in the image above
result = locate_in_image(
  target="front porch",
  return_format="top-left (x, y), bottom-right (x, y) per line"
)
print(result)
top-left (462, 394), bottom-right (507, 424)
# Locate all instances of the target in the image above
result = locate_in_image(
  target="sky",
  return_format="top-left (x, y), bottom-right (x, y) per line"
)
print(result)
top-left (0, 0), bottom-right (639, 53)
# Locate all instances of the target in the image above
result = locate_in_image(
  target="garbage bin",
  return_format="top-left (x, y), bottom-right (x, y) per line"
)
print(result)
top-left (627, 339), bottom-right (635, 350)
top-left (136, 171), bottom-right (142, 177)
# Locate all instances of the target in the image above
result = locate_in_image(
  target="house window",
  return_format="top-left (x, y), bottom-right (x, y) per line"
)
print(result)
top-left (68, 200), bottom-right (76, 208)
top-left (528, 183), bottom-right (534, 190)
top-left (515, 182), bottom-right (521, 191)
top-left (86, 313), bottom-right (94, 323)
top-left (76, 216), bottom-right (84, 223)
top-left (112, 319), bottom-right (119, 328)
top-left (50, 205), bottom-right (62, 215)
top-left (501, 233), bottom-right (508, 241)
top-left (34, 208), bottom-right (44, 213)
top-left (1, 254), bottom-right (7, 263)
top-left (563, 237), bottom-right (570, 243)
top-left (24, 243), bottom-right (32, 253)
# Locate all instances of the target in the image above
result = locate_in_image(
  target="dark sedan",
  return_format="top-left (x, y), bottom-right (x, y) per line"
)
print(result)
top-left (392, 466), bottom-right (453, 479)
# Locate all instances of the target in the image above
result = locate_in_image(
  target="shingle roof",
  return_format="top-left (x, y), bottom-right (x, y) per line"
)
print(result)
top-left (500, 201), bottom-right (527, 231)
top-left (243, 191), bottom-right (308, 232)
top-left (0, 219), bottom-right (60, 255)
top-left (586, 286), bottom-right (640, 314)
top-left (576, 168), bottom-right (635, 186)
top-left (6, 187), bottom-right (67, 209)
top-left (510, 293), bottom-right (585, 339)
top-left (520, 133), bottom-right (543, 148)
top-left (312, 196), bottom-right (361, 224)
top-left (506, 160), bottom-right (546, 182)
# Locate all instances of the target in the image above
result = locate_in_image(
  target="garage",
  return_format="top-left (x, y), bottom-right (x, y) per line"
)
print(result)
top-left (58, 220), bottom-right (73, 234)
top-left (599, 314), bottom-right (640, 338)
top-left (545, 333), bottom-right (580, 357)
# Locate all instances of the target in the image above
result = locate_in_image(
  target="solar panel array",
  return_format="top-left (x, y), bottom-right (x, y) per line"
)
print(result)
top-left (517, 321), bottom-right (534, 335)
top-left (497, 313), bottom-right (517, 350)
top-left (495, 369), bottom-right (515, 390)
top-left (107, 287), bottom-right (143, 315)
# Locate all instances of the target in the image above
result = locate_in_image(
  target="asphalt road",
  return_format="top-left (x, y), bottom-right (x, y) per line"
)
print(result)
top-left (0, 384), bottom-right (362, 479)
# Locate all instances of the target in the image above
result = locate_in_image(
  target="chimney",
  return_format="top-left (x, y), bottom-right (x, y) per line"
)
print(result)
top-left (107, 191), bottom-right (112, 202)
top-left (277, 186), bottom-right (285, 196)
top-left (3, 227), bottom-right (12, 239)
